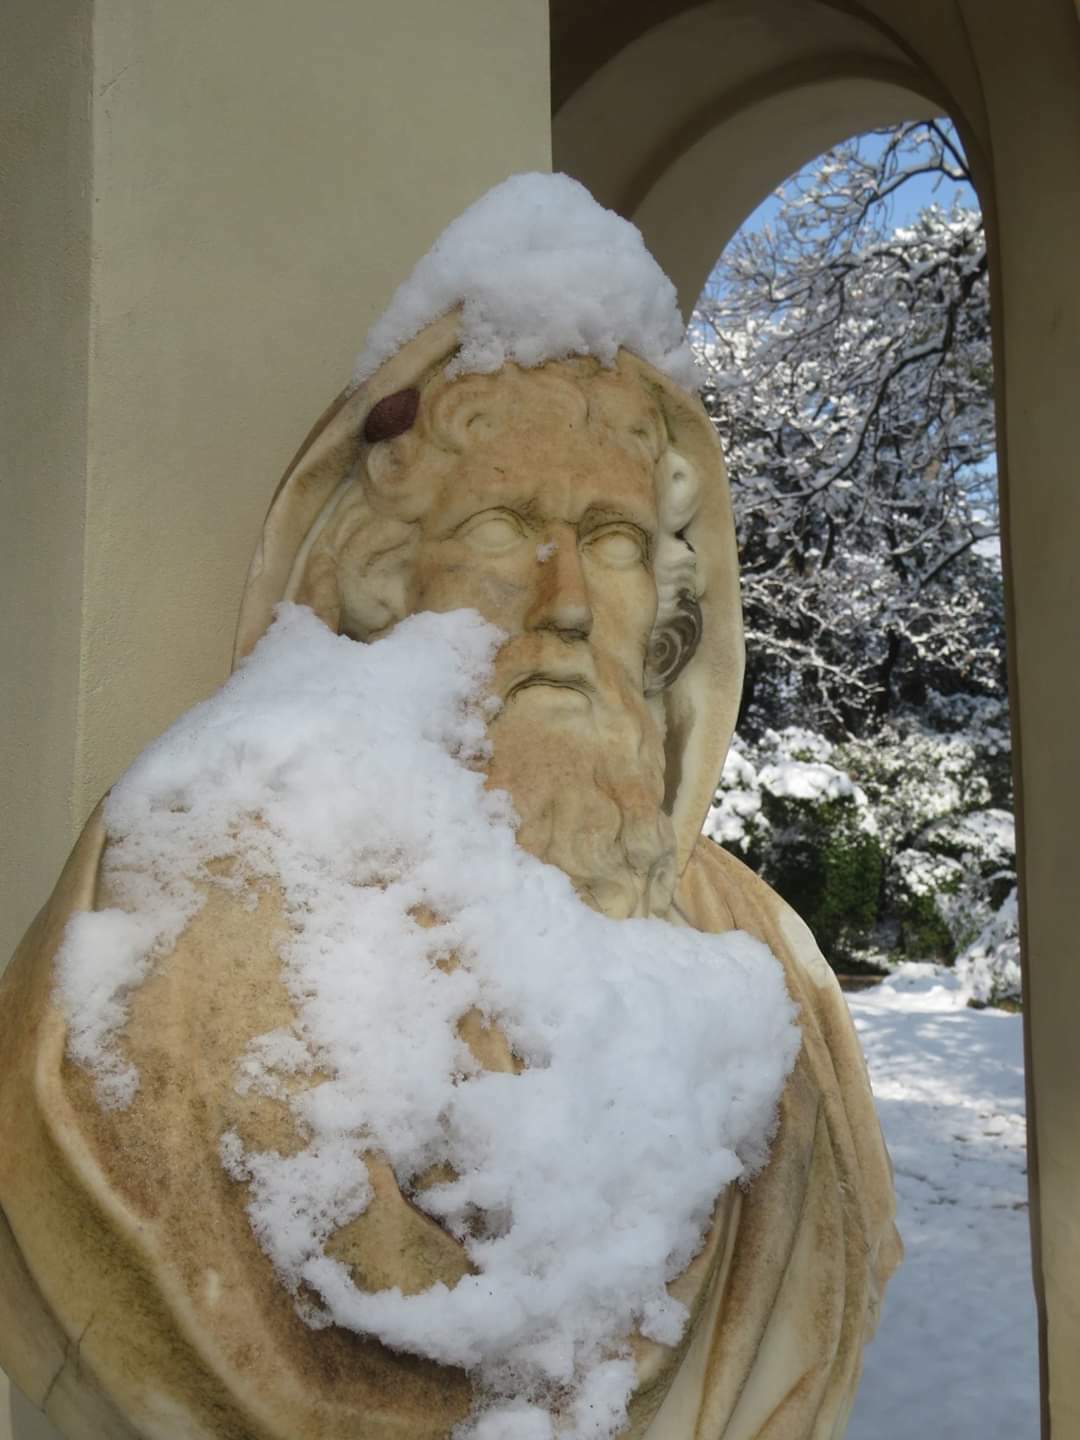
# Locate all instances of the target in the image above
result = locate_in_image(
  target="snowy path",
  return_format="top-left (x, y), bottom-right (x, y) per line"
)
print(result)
top-left (845, 965), bottom-right (1039, 1439)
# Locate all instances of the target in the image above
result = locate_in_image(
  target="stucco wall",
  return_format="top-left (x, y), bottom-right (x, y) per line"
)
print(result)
top-left (1, 1), bottom-right (550, 1432)
top-left (0, 0), bottom-right (551, 967)
top-left (0, 0), bottom-right (91, 986)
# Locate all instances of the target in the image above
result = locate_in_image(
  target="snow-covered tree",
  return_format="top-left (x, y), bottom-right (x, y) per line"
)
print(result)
top-left (696, 124), bottom-right (1019, 995)
top-left (693, 122), bottom-right (1003, 738)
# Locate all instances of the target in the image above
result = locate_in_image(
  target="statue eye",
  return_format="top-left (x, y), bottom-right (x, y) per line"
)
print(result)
top-left (585, 526), bottom-right (647, 569)
top-left (458, 513), bottom-right (525, 555)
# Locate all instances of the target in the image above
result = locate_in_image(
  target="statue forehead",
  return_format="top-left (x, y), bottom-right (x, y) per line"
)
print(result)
top-left (418, 353), bottom-right (669, 451)
top-left (403, 363), bottom-right (661, 531)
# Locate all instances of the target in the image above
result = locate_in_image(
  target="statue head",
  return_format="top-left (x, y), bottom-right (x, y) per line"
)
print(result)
top-left (293, 359), bottom-right (702, 698)
top-left (280, 354), bottom-right (704, 915)
top-left (235, 311), bottom-right (744, 920)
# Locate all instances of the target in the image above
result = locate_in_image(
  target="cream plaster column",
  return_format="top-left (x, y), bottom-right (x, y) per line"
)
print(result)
top-left (959, 6), bottom-right (1080, 1435)
top-left (1, 0), bottom-right (550, 1432)
top-left (0, 0), bottom-right (91, 992)
top-left (0, 0), bottom-right (550, 968)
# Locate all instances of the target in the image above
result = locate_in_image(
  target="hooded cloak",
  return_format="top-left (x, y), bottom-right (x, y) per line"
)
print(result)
top-left (0, 316), bottom-right (900, 1440)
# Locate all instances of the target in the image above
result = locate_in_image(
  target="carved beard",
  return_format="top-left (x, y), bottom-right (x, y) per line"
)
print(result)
top-left (484, 638), bottom-right (677, 920)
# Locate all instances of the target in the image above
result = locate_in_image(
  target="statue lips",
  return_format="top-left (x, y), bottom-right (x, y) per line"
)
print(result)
top-left (493, 634), bottom-right (600, 710)
top-left (497, 642), bottom-right (599, 718)
top-left (503, 671), bottom-right (594, 720)
top-left (506, 670), bottom-right (594, 702)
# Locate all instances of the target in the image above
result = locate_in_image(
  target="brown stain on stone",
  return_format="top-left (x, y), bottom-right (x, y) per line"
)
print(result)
top-left (363, 387), bottom-right (420, 444)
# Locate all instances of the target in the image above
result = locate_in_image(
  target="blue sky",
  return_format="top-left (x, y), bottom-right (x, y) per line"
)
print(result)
top-left (720, 126), bottom-right (978, 260)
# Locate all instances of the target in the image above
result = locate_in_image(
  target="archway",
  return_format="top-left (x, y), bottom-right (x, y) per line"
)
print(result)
top-left (554, 3), bottom-right (1080, 1436)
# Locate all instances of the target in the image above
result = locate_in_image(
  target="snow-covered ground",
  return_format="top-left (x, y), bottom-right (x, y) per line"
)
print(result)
top-left (846, 964), bottom-right (1038, 1439)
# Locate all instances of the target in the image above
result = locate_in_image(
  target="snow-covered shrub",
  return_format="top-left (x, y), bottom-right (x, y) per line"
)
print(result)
top-left (836, 710), bottom-right (1015, 962)
top-left (957, 887), bottom-right (1022, 1007)
top-left (689, 119), bottom-right (1017, 996)
top-left (704, 736), bottom-right (769, 856)
top-left (913, 809), bottom-right (1014, 950)
top-left (706, 729), bottom-right (883, 964)
top-left (834, 714), bottom-right (998, 852)
top-left (705, 713), bottom-right (1018, 993)
top-left (889, 848), bottom-right (967, 960)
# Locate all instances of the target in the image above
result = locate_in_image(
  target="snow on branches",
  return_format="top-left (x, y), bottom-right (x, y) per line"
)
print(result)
top-left (692, 122), bottom-right (1002, 738)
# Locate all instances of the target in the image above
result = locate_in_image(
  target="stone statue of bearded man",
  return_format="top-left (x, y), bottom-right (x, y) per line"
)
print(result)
top-left (258, 322), bottom-right (716, 926)
top-left (0, 177), bottom-right (899, 1440)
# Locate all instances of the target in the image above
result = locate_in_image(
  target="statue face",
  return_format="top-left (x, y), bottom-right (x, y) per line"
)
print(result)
top-left (410, 367), bottom-right (662, 718)
top-left (293, 360), bottom-right (679, 916)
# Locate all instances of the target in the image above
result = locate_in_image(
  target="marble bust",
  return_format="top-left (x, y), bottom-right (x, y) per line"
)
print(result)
top-left (0, 177), bottom-right (900, 1440)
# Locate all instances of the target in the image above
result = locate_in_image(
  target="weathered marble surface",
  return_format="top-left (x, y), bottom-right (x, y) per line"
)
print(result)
top-left (0, 319), bottom-right (899, 1439)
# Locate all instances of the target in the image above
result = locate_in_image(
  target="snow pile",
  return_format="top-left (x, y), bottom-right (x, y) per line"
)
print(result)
top-left (56, 605), bottom-right (799, 1439)
top-left (353, 173), bottom-right (698, 390)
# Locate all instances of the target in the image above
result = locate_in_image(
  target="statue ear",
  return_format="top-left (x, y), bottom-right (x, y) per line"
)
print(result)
top-left (644, 591), bottom-right (703, 697)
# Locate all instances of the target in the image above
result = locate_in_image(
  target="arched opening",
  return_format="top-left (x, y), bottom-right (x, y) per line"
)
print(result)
top-left (553, 3), bottom-right (1080, 1435)
top-left (692, 121), bottom-right (1031, 1438)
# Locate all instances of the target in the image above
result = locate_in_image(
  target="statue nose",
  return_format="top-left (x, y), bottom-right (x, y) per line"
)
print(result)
top-left (525, 532), bottom-right (593, 639)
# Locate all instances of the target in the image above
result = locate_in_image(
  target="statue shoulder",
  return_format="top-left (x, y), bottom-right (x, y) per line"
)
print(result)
top-left (679, 835), bottom-right (836, 991)
top-left (0, 798), bottom-right (108, 1059)
top-left (679, 835), bottom-right (903, 1342)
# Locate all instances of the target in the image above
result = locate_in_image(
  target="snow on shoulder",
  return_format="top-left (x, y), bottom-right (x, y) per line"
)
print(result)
top-left (353, 172), bottom-right (699, 390)
top-left (55, 607), bottom-right (798, 1439)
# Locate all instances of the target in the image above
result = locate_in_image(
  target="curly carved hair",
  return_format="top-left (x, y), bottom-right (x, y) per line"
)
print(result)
top-left (290, 358), bottom-right (703, 693)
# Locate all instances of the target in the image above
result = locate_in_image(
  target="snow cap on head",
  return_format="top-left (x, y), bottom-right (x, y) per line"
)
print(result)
top-left (353, 172), bottom-right (700, 390)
